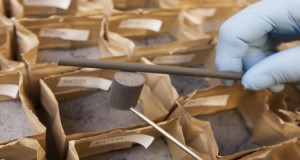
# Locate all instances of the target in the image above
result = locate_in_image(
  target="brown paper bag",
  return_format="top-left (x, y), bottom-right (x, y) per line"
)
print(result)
top-left (200, 7), bottom-right (242, 37)
top-left (99, 8), bottom-right (214, 67)
top-left (0, 1), bottom-right (4, 16)
top-left (0, 27), bottom-right (13, 60)
top-left (221, 137), bottom-right (300, 160)
top-left (241, 137), bottom-right (300, 160)
top-left (0, 17), bottom-right (29, 93)
top-left (40, 68), bottom-right (174, 158)
top-left (0, 72), bottom-right (46, 148)
top-left (177, 83), bottom-right (248, 116)
top-left (76, 0), bottom-right (114, 16)
top-left (66, 118), bottom-right (207, 160)
top-left (0, 15), bottom-right (15, 60)
top-left (0, 54), bottom-right (25, 74)
top-left (0, 138), bottom-right (45, 160)
top-left (106, 8), bottom-right (211, 41)
top-left (177, 83), bottom-right (300, 147)
top-left (113, 0), bottom-right (158, 10)
top-left (0, 15), bottom-right (13, 27)
top-left (234, 85), bottom-right (300, 146)
top-left (14, 15), bottom-right (110, 104)
top-left (10, 0), bottom-right (78, 18)
top-left (171, 85), bottom-right (297, 160)
top-left (158, 1), bottom-right (243, 36)
top-left (17, 15), bottom-right (104, 50)
top-left (280, 85), bottom-right (300, 125)
top-left (139, 57), bottom-right (179, 111)
top-left (158, 0), bottom-right (246, 8)
top-left (2, 0), bottom-right (13, 17)
top-left (167, 105), bottom-right (219, 160)
top-left (112, 0), bottom-right (251, 10)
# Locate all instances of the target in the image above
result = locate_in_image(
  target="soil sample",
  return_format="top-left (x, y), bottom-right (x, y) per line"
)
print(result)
top-left (59, 90), bottom-right (144, 135)
top-left (197, 109), bottom-right (260, 155)
top-left (0, 100), bottom-right (31, 143)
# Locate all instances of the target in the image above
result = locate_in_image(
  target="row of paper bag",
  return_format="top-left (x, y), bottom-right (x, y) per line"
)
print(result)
top-left (1, 0), bottom-right (300, 160)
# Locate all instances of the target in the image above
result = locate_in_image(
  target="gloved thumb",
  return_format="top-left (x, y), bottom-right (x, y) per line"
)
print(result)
top-left (242, 46), bottom-right (300, 90)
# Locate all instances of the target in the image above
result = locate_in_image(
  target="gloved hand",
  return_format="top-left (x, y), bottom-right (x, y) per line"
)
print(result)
top-left (216, 0), bottom-right (300, 92)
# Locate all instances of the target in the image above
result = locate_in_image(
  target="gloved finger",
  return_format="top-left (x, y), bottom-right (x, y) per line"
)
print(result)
top-left (216, 7), bottom-right (272, 87)
top-left (242, 47), bottom-right (286, 92)
top-left (216, 0), bottom-right (300, 73)
top-left (220, 79), bottom-right (235, 87)
top-left (242, 47), bottom-right (273, 71)
top-left (268, 84), bottom-right (285, 93)
top-left (242, 46), bottom-right (300, 90)
top-left (219, 45), bottom-right (274, 87)
top-left (220, 42), bottom-right (275, 87)
top-left (242, 47), bottom-right (285, 92)
top-left (216, 6), bottom-right (272, 73)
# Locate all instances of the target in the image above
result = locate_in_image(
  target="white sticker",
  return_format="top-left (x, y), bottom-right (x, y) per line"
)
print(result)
top-left (57, 76), bottom-right (112, 91)
top-left (39, 28), bottom-right (90, 41)
top-left (153, 54), bottom-right (195, 65)
top-left (184, 95), bottom-right (229, 107)
top-left (23, 0), bottom-right (72, 10)
top-left (89, 134), bottom-right (154, 148)
top-left (0, 84), bottom-right (19, 98)
top-left (119, 19), bottom-right (163, 32)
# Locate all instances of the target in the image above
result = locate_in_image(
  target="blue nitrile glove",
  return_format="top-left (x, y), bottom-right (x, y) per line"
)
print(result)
top-left (216, 0), bottom-right (300, 92)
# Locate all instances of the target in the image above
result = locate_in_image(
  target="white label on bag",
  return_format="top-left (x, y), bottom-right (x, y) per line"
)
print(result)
top-left (57, 77), bottom-right (112, 91)
top-left (119, 19), bottom-right (163, 32)
top-left (0, 84), bottom-right (19, 98)
top-left (184, 95), bottom-right (229, 107)
top-left (153, 54), bottom-right (195, 65)
top-left (39, 28), bottom-right (90, 41)
top-left (89, 134), bottom-right (154, 148)
top-left (24, 0), bottom-right (72, 9)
